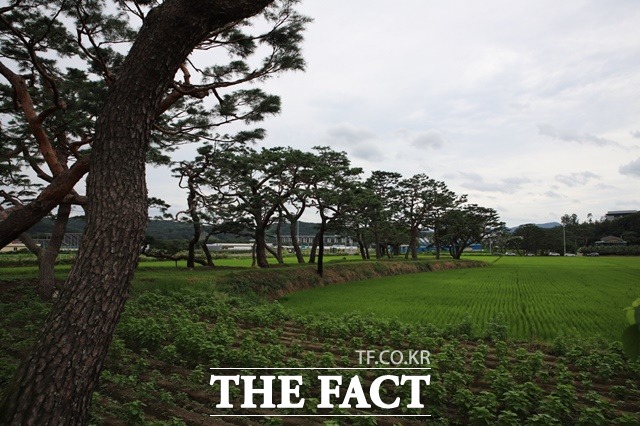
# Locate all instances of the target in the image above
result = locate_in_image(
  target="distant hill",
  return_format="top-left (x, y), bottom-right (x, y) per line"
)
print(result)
top-left (535, 222), bottom-right (562, 229)
top-left (29, 217), bottom-right (563, 239)
top-left (27, 217), bottom-right (321, 242)
top-left (28, 216), bottom-right (87, 235)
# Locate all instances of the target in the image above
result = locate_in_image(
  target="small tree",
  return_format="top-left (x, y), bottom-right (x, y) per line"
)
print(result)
top-left (395, 174), bottom-right (455, 260)
top-left (308, 147), bottom-right (362, 276)
top-left (441, 204), bottom-right (505, 259)
top-left (201, 145), bottom-right (305, 267)
top-left (364, 170), bottom-right (402, 259)
top-left (279, 149), bottom-right (317, 263)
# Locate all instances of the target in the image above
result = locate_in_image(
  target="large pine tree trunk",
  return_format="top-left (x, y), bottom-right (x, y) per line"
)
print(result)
top-left (0, 1), bottom-right (273, 424)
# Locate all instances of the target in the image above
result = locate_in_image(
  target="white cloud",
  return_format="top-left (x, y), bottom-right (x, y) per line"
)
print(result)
top-left (458, 174), bottom-right (530, 195)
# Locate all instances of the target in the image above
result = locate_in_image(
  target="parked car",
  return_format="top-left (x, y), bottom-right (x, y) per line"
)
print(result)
top-left (504, 252), bottom-right (517, 256)
top-left (564, 253), bottom-right (576, 257)
top-left (549, 252), bottom-right (560, 256)
top-left (586, 252), bottom-right (600, 256)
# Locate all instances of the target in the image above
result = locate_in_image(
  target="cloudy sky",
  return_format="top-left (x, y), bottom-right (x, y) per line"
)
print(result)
top-left (148, 0), bottom-right (640, 227)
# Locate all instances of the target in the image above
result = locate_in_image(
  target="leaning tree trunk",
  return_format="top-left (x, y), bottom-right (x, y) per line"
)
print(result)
top-left (254, 226), bottom-right (270, 268)
top-left (0, 1), bottom-right (274, 424)
top-left (186, 177), bottom-right (201, 268)
top-left (37, 203), bottom-right (72, 299)
top-left (17, 203), bottom-right (71, 300)
top-left (0, 157), bottom-right (89, 248)
top-left (201, 233), bottom-right (215, 267)
top-left (374, 225), bottom-right (381, 259)
top-left (187, 217), bottom-right (202, 268)
top-left (275, 216), bottom-right (284, 264)
top-left (357, 235), bottom-right (367, 260)
top-left (317, 218), bottom-right (328, 277)
top-left (406, 227), bottom-right (419, 260)
top-left (433, 224), bottom-right (441, 260)
top-left (308, 231), bottom-right (320, 264)
top-left (289, 219), bottom-right (305, 263)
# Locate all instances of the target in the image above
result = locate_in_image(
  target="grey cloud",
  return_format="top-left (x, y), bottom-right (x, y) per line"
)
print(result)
top-left (328, 123), bottom-right (376, 143)
top-left (503, 177), bottom-right (531, 186)
top-left (619, 157), bottom-right (640, 177)
top-left (555, 171), bottom-right (600, 187)
top-left (545, 191), bottom-right (565, 199)
top-left (459, 171), bottom-right (484, 181)
top-left (459, 174), bottom-right (529, 194)
top-left (326, 123), bottom-right (383, 161)
top-left (462, 181), bottom-right (512, 193)
top-left (350, 144), bottom-right (385, 161)
top-left (537, 124), bottom-right (622, 147)
top-left (632, 131), bottom-right (640, 139)
top-left (410, 130), bottom-right (446, 149)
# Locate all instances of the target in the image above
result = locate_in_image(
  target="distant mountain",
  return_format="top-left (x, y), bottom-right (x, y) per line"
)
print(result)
top-left (509, 222), bottom-right (561, 232)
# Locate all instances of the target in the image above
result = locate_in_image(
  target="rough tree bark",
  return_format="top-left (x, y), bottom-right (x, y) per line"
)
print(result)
top-left (0, 1), bottom-right (274, 424)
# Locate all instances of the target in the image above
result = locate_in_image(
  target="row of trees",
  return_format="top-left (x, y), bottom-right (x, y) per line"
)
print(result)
top-left (166, 143), bottom-right (506, 275)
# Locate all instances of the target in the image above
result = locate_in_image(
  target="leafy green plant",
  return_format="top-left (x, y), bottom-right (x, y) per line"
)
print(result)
top-left (485, 313), bottom-right (509, 341)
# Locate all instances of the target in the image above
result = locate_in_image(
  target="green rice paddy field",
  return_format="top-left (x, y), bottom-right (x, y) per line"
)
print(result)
top-left (280, 256), bottom-right (640, 342)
